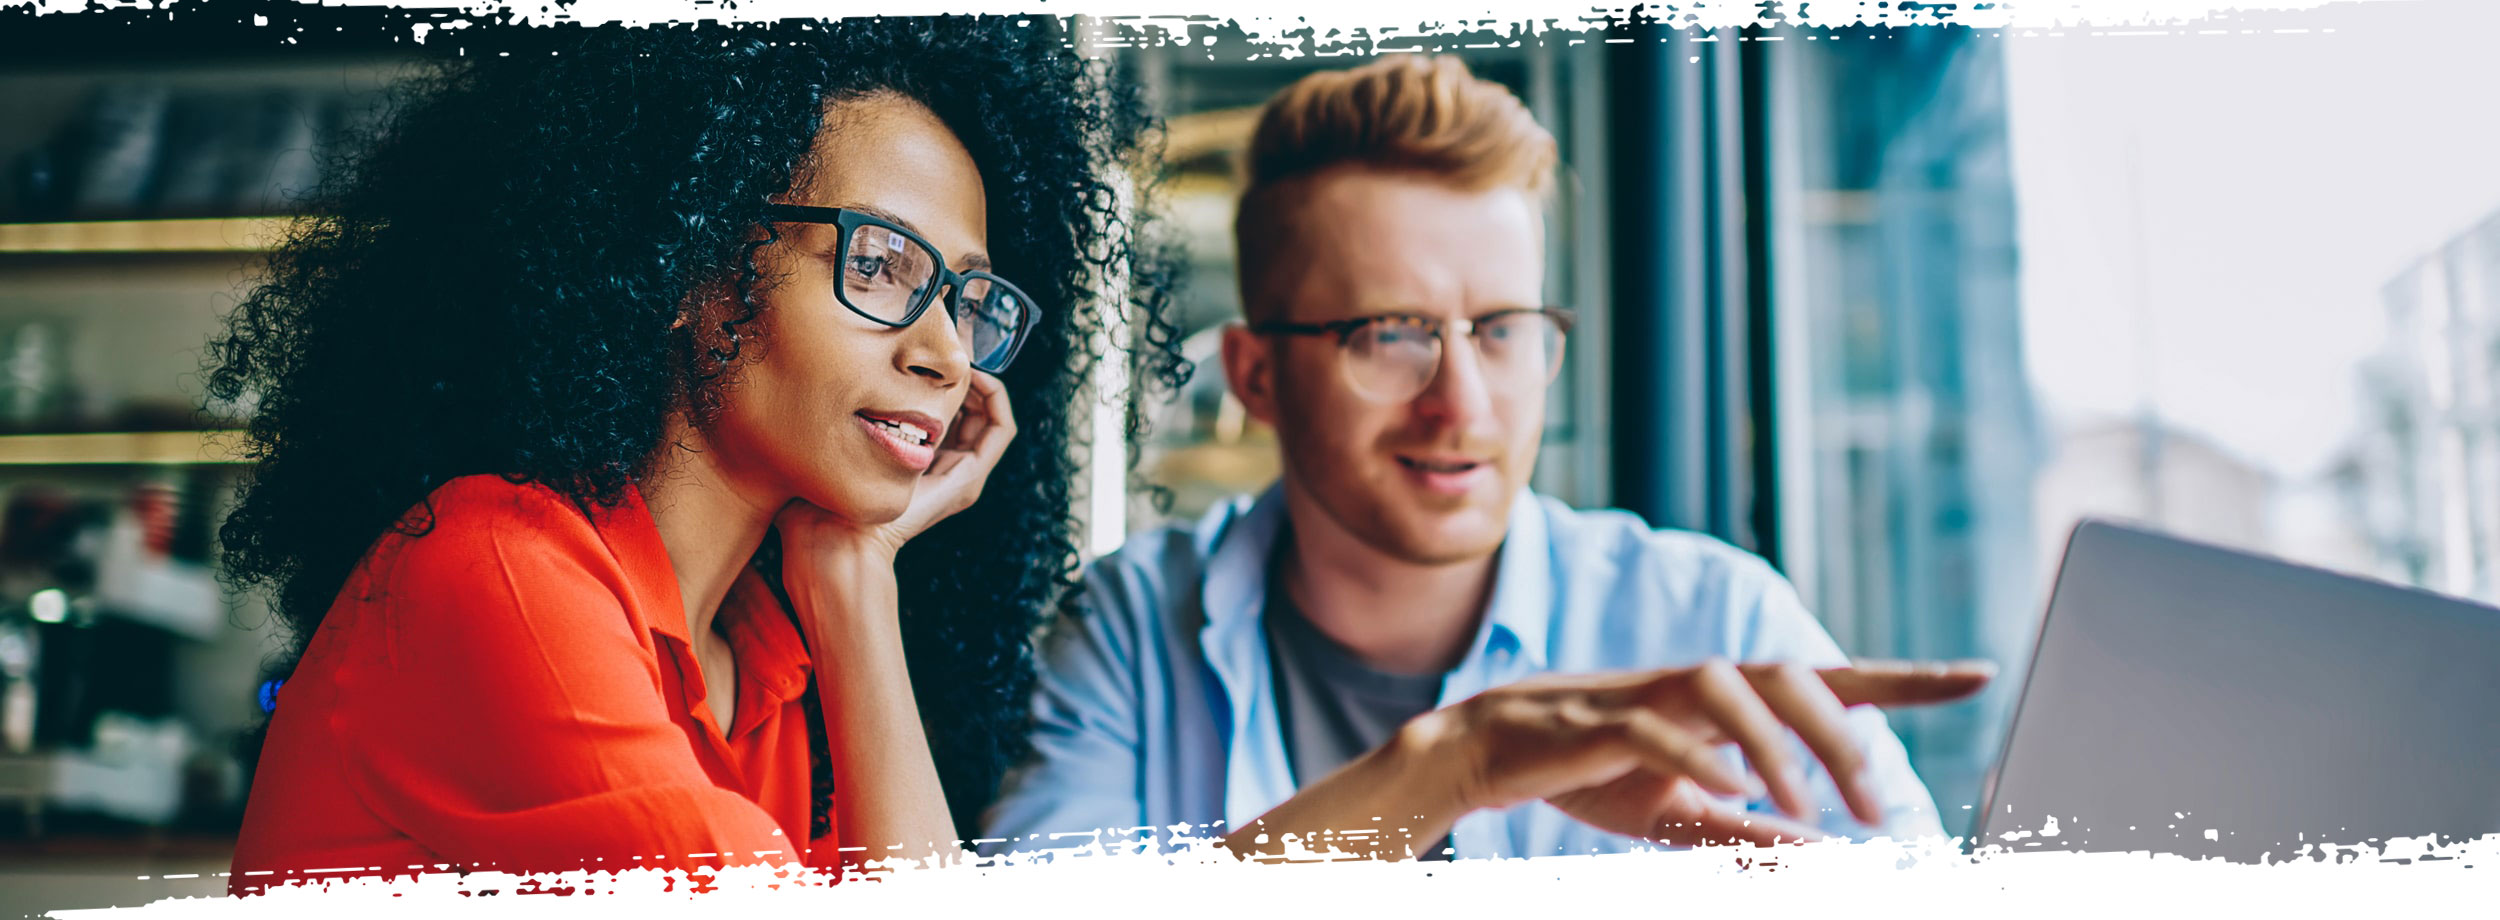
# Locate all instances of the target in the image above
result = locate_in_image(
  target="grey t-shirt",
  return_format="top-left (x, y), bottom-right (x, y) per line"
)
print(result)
top-left (1262, 564), bottom-right (1457, 860)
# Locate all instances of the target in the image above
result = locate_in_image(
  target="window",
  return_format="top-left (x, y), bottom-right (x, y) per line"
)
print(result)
top-left (1768, 28), bottom-right (2034, 834)
top-left (1772, 4), bottom-right (2500, 836)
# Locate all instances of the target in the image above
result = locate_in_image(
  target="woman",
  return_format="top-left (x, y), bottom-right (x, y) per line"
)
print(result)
top-left (212, 19), bottom-right (1186, 888)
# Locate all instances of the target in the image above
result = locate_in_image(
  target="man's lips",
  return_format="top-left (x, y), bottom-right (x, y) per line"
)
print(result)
top-left (1394, 454), bottom-right (1495, 496)
top-left (1396, 455), bottom-right (1487, 474)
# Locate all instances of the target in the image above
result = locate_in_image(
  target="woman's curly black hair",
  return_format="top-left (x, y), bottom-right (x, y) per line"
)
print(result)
top-left (206, 17), bottom-right (1190, 842)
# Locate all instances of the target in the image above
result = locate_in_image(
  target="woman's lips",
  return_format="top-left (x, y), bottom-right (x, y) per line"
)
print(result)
top-left (857, 411), bottom-right (939, 471)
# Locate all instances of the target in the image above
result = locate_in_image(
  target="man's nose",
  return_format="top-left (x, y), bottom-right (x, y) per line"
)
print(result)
top-left (1409, 329), bottom-right (1497, 426)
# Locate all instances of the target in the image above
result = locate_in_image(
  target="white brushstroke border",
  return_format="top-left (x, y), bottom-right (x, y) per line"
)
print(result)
top-left (6, 0), bottom-right (2490, 915)
top-left (46, 828), bottom-right (2500, 918)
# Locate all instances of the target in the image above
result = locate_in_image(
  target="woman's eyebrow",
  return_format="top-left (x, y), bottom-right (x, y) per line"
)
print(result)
top-left (841, 203), bottom-right (922, 235)
top-left (839, 202), bottom-right (990, 272)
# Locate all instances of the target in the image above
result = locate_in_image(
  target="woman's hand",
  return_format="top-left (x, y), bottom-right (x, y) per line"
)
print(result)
top-left (771, 375), bottom-right (1012, 868)
top-left (899, 368), bottom-right (1018, 536)
top-left (775, 370), bottom-right (1017, 565)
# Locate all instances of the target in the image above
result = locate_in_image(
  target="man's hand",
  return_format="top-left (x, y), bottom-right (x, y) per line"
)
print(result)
top-left (1223, 659), bottom-right (1992, 859)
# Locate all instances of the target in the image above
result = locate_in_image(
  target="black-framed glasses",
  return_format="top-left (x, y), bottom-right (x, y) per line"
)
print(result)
top-left (1250, 308), bottom-right (1575, 404)
top-left (764, 203), bottom-right (1039, 374)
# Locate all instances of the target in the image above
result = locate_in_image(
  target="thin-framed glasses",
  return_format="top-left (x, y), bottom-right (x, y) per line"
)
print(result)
top-left (1250, 308), bottom-right (1575, 404)
top-left (763, 203), bottom-right (1039, 374)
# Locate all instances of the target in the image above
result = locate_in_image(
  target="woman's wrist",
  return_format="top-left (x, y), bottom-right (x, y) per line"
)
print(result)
top-left (779, 539), bottom-right (902, 635)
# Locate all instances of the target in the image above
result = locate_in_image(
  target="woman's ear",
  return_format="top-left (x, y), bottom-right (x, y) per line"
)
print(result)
top-left (672, 284), bottom-right (715, 332)
top-left (673, 279), bottom-right (736, 336)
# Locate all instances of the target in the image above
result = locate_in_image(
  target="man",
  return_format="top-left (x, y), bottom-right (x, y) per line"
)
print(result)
top-left (981, 56), bottom-right (1988, 861)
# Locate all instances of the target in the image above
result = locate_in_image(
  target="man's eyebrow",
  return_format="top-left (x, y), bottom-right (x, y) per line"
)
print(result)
top-left (841, 203), bottom-right (991, 272)
top-left (1344, 303), bottom-right (1436, 318)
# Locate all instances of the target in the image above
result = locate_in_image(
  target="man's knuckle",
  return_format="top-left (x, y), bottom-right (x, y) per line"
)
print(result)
top-left (1551, 698), bottom-right (1608, 734)
top-left (1694, 658), bottom-right (1746, 691)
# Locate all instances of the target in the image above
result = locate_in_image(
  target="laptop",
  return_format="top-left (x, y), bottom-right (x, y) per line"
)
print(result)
top-left (1970, 518), bottom-right (2500, 862)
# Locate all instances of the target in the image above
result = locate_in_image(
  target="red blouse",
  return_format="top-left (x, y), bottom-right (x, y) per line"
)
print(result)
top-left (229, 475), bottom-right (834, 891)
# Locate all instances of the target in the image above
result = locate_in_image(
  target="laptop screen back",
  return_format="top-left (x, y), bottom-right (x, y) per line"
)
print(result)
top-left (1972, 519), bottom-right (2500, 861)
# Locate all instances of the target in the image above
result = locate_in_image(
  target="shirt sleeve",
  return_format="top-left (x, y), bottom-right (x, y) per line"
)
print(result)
top-left (1735, 565), bottom-right (1950, 841)
top-left (327, 521), bottom-right (800, 876)
top-left (978, 559), bottom-right (1153, 856)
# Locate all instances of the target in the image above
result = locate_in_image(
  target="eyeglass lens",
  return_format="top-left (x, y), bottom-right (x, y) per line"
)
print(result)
top-left (953, 277), bottom-right (1029, 371)
top-left (1339, 313), bottom-right (1563, 403)
top-left (842, 222), bottom-right (1028, 372)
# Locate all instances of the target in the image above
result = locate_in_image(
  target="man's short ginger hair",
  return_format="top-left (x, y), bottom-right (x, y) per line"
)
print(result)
top-left (1233, 55), bottom-right (1559, 322)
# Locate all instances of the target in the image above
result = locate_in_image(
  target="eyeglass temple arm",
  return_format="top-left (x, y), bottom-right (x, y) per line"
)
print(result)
top-left (763, 203), bottom-right (850, 222)
top-left (1247, 319), bottom-right (1372, 340)
top-left (1250, 310), bottom-right (1576, 343)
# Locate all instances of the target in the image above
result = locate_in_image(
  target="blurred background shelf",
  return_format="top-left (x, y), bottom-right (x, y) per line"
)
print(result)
top-left (0, 218), bottom-right (284, 255)
top-left (0, 431), bottom-right (245, 466)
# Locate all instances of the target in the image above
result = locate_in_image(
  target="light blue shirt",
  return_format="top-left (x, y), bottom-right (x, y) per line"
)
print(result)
top-left (980, 485), bottom-right (1944, 858)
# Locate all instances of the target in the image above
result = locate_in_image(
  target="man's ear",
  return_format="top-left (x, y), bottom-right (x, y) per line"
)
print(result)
top-left (1220, 321), bottom-right (1282, 427)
